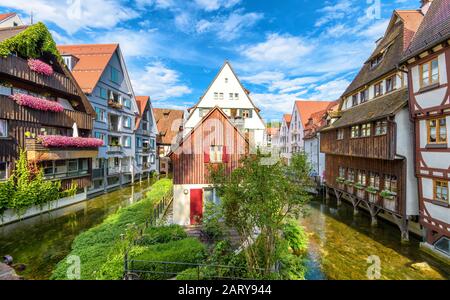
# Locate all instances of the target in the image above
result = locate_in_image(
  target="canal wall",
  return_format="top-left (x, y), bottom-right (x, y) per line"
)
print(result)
top-left (0, 191), bottom-right (87, 226)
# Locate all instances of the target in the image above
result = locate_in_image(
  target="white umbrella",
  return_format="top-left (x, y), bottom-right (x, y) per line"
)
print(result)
top-left (72, 123), bottom-right (79, 137)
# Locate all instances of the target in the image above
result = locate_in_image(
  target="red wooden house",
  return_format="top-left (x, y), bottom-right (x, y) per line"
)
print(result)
top-left (169, 106), bottom-right (248, 225)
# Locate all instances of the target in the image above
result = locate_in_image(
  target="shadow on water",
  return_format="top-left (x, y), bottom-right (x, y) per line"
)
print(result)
top-left (0, 179), bottom-right (156, 280)
top-left (301, 197), bottom-right (450, 280)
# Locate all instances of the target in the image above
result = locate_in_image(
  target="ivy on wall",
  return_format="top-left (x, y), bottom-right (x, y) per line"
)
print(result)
top-left (0, 22), bottom-right (63, 63)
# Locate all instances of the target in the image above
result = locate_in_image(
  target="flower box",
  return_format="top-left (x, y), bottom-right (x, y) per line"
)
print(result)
top-left (357, 189), bottom-right (366, 199)
top-left (336, 177), bottom-right (345, 183)
top-left (10, 94), bottom-right (64, 112)
top-left (368, 193), bottom-right (378, 204)
top-left (354, 183), bottom-right (365, 190)
top-left (37, 135), bottom-right (104, 148)
top-left (28, 59), bottom-right (54, 76)
top-left (108, 100), bottom-right (123, 109)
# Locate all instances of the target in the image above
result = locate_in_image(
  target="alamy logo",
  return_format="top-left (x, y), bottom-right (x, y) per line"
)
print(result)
top-left (66, 255), bottom-right (81, 280)
top-left (366, 0), bottom-right (382, 20)
top-left (366, 255), bottom-right (381, 280)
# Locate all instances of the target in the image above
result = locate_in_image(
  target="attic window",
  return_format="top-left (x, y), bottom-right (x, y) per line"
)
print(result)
top-left (163, 112), bottom-right (170, 118)
top-left (225, 78), bottom-right (228, 83)
top-left (370, 55), bottom-right (383, 69)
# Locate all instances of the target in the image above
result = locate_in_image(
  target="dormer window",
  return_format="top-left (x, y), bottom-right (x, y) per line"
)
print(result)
top-left (352, 94), bottom-right (358, 107)
top-left (374, 82), bottom-right (383, 98)
top-left (360, 89), bottom-right (369, 103)
top-left (370, 54), bottom-right (383, 69)
top-left (386, 76), bottom-right (396, 93)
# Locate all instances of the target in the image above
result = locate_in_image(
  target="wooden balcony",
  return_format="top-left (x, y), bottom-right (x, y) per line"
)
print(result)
top-left (25, 138), bottom-right (98, 161)
top-left (0, 55), bottom-right (79, 96)
top-left (0, 95), bottom-right (93, 130)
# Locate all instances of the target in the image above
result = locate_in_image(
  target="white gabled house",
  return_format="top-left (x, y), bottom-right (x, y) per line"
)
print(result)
top-left (184, 61), bottom-right (266, 148)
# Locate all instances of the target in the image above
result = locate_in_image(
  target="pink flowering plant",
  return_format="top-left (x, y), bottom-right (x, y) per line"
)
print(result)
top-left (10, 94), bottom-right (64, 112)
top-left (37, 135), bottom-right (104, 148)
top-left (27, 59), bottom-right (54, 76)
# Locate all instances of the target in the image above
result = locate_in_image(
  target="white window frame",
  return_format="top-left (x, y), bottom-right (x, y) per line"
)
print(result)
top-left (0, 119), bottom-right (8, 138)
top-left (210, 145), bottom-right (223, 163)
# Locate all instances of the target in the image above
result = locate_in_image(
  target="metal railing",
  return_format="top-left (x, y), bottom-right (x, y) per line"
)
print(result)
top-left (92, 168), bottom-right (104, 179)
top-left (123, 260), bottom-right (266, 280)
top-left (44, 169), bottom-right (89, 180)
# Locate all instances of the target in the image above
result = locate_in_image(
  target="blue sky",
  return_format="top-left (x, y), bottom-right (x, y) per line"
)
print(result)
top-left (1, 0), bottom-right (420, 122)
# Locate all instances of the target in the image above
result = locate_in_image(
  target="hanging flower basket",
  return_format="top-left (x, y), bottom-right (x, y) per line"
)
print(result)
top-left (28, 59), bottom-right (54, 76)
top-left (10, 94), bottom-right (64, 112)
top-left (37, 135), bottom-right (104, 148)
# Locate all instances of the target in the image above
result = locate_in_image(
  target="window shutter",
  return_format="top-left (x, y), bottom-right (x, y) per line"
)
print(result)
top-left (249, 109), bottom-right (253, 118)
top-left (204, 147), bottom-right (210, 163)
top-left (222, 146), bottom-right (229, 163)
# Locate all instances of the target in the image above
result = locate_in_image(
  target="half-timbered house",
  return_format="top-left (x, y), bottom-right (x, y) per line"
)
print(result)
top-left (320, 7), bottom-right (424, 241)
top-left (0, 24), bottom-right (99, 200)
top-left (401, 0), bottom-right (450, 259)
top-left (169, 107), bottom-right (248, 225)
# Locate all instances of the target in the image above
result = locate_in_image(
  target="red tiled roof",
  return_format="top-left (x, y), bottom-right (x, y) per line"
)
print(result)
top-left (283, 114), bottom-right (292, 127)
top-left (135, 96), bottom-right (150, 130)
top-left (304, 109), bottom-right (328, 139)
top-left (0, 13), bottom-right (16, 22)
top-left (295, 100), bottom-right (334, 127)
top-left (153, 108), bottom-right (185, 145)
top-left (57, 44), bottom-right (119, 94)
top-left (266, 127), bottom-right (280, 136)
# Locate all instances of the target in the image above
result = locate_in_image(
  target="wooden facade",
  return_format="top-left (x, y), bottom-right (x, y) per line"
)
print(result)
top-left (0, 52), bottom-right (96, 189)
top-left (171, 108), bottom-right (248, 185)
top-left (320, 117), bottom-right (396, 160)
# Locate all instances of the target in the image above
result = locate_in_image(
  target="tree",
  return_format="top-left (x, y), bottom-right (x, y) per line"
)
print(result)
top-left (209, 152), bottom-right (313, 277)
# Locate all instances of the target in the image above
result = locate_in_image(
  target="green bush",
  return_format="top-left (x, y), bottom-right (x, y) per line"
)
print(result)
top-left (0, 180), bottom-right (14, 215)
top-left (0, 22), bottom-right (63, 62)
top-left (130, 238), bottom-right (206, 280)
top-left (136, 225), bottom-right (187, 246)
top-left (50, 179), bottom-right (173, 280)
top-left (282, 220), bottom-right (309, 256)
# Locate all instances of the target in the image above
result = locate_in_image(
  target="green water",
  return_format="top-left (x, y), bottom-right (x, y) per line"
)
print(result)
top-left (0, 179), bottom-right (155, 280)
top-left (302, 199), bottom-right (450, 280)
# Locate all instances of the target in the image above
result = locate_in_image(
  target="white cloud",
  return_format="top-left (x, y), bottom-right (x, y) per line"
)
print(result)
top-left (194, 0), bottom-right (241, 11)
top-left (196, 10), bottom-right (263, 41)
top-left (309, 78), bottom-right (350, 100)
top-left (315, 0), bottom-right (358, 27)
top-left (0, 0), bottom-right (138, 34)
top-left (242, 33), bottom-right (314, 67)
top-left (131, 62), bottom-right (192, 101)
top-left (96, 29), bottom-right (158, 57)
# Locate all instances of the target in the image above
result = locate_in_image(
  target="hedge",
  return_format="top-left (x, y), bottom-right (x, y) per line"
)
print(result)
top-left (50, 179), bottom-right (173, 280)
top-left (130, 238), bottom-right (206, 280)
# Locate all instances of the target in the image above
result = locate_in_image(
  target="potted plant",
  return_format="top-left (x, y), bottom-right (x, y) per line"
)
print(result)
top-left (336, 177), bottom-right (345, 183)
top-left (344, 180), bottom-right (354, 186)
top-left (354, 182), bottom-right (365, 190)
top-left (365, 186), bottom-right (378, 194)
top-left (380, 190), bottom-right (396, 200)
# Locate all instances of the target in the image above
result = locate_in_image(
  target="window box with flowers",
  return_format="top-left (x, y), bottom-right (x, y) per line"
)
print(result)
top-left (27, 59), bottom-right (53, 76)
top-left (381, 190), bottom-right (397, 211)
top-left (10, 94), bottom-right (64, 112)
top-left (37, 135), bottom-right (104, 148)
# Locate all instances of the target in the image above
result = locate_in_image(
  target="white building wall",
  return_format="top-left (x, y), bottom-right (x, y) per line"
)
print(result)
top-left (394, 108), bottom-right (419, 216)
top-left (0, 15), bottom-right (23, 28)
top-left (173, 184), bottom-right (211, 226)
top-left (184, 63), bottom-right (266, 146)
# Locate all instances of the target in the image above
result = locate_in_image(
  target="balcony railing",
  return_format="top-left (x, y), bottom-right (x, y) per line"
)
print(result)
top-left (0, 55), bottom-right (79, 96)
top-left (25, 138), bottom-right (99, 161)
top-left (107, 166), bottom-right (121, 175)
top-left (92, 168), bottom-right (104, 179)
top-left (44, 169), bottom-right (89, 180)
top-left (121, 166), bottom-right (132, 173)
top-left (108, 100), bottom-right (123, 110)
top-left (107, 145), bottom-right (123, 153)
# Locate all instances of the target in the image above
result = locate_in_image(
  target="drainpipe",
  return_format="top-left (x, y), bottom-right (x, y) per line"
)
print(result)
top-left (388, 117), bottom-right (409, 243)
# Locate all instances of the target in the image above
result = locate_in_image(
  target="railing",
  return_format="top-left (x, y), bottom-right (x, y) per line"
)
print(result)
top-left (108, 100), bottom-right (123, 110)
top-left (107, 166), bottom-right (121, 175)
top-left (92, 168), bottom-right (104, 179)
top-left (44, 169), bottom-right (89, 180)
top-left (0, 55), bottom-right (79, 96)
top-left (123, 260), bottom-right (265, 280)
top-left (121, 166), bottom-right (132, 173)
top-left (107, 145), bottom-right (123, 153)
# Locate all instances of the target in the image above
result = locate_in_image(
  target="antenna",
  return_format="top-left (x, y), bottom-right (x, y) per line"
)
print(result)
top-left (30, 11), bottom-right (33, 24)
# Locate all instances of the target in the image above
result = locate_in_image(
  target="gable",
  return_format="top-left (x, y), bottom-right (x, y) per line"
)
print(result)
top-left (171, 107), bottom-right (249, 156)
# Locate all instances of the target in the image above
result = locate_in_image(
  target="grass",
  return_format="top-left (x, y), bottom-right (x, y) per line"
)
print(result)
top-left (50, 178), bottom-right (173, 280)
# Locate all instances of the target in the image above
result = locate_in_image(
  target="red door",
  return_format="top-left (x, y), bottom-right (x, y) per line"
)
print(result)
top-left (190, 189), bottom-right (203, 225)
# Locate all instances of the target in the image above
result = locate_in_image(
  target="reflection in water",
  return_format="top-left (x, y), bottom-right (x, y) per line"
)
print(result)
top-left (302, 199), bottom-right (450, 280)
top-left (0, 179), bottom-right (155, 280)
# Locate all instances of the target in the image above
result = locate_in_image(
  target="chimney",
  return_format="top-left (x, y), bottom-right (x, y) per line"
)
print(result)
top-left (421, 0), bottom-right (433, 15)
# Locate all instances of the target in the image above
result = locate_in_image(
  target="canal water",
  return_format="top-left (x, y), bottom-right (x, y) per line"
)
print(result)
top-left (1, 182), bottom-right (449, 280)
top-left (0, 179), bottom-right (155, 280)
top-left (302, 198), bottom-right (450, 280)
